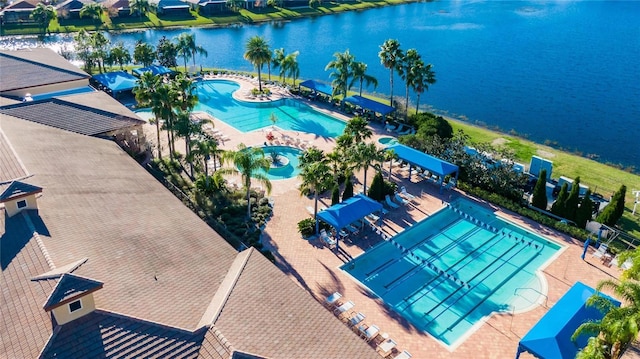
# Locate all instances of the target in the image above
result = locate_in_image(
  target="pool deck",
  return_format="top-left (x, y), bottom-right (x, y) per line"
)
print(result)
top-left (140, 77), bottom-right (626, 359)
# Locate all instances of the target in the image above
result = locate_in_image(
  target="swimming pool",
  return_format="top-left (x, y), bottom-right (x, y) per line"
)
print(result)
top-left (194, 80), bottom-right (346, 137)
top-left (341, 198), bottom-right (561, 348)
top-left (244, 145), bottom-right (302, 180)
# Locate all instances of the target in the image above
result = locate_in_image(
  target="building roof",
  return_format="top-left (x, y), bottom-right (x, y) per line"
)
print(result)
top-left (43, 273), bottom-right (104, 310)
top-left (0, 49), bottom-right (90, 93)
top-left (1, 0), bottom-right (39, 11)
top-left (0, 130), bottom-right (27, 183)
top-left (0, 180), bottom-right (42, 202)
top-left (91, 71), bottom-right (138, 93)
top-left (0, 95), bottom-right (144, 136)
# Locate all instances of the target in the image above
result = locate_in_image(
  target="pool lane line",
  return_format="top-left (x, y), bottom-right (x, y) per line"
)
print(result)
top-left (398, 230), bottom-right (511, 310)
top-left (441, 246), bottom-right (544, 334)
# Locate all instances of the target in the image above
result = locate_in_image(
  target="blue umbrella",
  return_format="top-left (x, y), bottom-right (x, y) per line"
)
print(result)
top-left (581, 237), bottom-right (592, 260)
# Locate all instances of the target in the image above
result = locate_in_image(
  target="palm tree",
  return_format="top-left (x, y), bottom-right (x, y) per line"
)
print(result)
top-left (344, 116), bottom-right (373, 143)
top-left (282, 51), bottom-right (300, 85)
top-left (272, 48), bottom-right (286, 82)
top-left (399, 48), bottom-right (421, 118)
top-left (133, 41), bottom-right (155, 67)
top-left (109, 42), bottom-right (131, 71)
top-left (325, 49), bottom-right (355, 107)
top-left (573, 279), bottom-right (640, 359)
top-left (379, 39), bottom-right (403, 107)
top-left (192, 136), bottom-right (221, 177)
top-left (383, 150), bottom-right (396, 180)
top-left (90, 31), bottom-right (110, 73)
top-left (174, 110), bottom-right (205, 178)
top-left (129, 0), bottom-right (151, 18)
top-left (350, 143), bottom-right (384, 195)
top-left (155, 82), bottom-right (178, 160)
top-left (133, 72), bottom-right (163, 158)
top-left (350, 60), bottom-right (378, 96)
top-left (79, 3), bottom-right (104, 21)
top-left (74, 29), bottom-right (94, 72)
top-left (175, 33), bottom-right (208, 73)
top-left (412, 60), bottom-right (436, 115)
top-left (244, 36), bottom-right (271, 92)
top-left (221, 144), bottom-right (273, 218)
top-left (298, 158), bottom-right (332, 234)
top-left (30, 3), bottom-right (56, 34)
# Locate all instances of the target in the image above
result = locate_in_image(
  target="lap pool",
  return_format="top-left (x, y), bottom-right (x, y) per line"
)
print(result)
top-left (341, 198), bottom-right (562, 347)
top-left (194, 80), bottom-right (346, 137)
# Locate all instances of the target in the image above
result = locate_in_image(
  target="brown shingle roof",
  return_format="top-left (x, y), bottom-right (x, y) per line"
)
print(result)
top-left (0, 211), bottom-right (57, 359)
top-left (214, 248), bottom-right (379, 359)
top-left (43, 273), bottom-right (104, 310)
top-left (0, 129), bottom-right (27, 183)
top-left (0, 49), bottom-right (89, 93)
top-left (1, 115), bottom-right (239, 330)
top-left (0, 96), bottom-right (144, 136)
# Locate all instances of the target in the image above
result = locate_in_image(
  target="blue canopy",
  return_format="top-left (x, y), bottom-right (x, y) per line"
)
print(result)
top-left (344, 95), bottom-right (395, 116)
top-left (91, 71), bottom-right (137, 94)
top-left (516, 281), bottom-right (621, 359)
top-left (133, 65), bottom-right (174, 77)
top-left (386, 144), bottom-right (459, 179)
top-left (299, 80), bottom-right (333, 96)
top-left (317, 194), bottom-right (383, 230)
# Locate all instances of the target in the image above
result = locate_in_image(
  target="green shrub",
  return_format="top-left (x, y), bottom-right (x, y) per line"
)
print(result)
top-left (531, 169), bottom-right (548, 210)
top-left (342, 176), bottom-right (354, 201)
top-left (575, 189), bottom-right (594, 229)
top-left (551, 182), bottom-right (568, 218)
top-left (297, 218), bottom-right (316, 238)
top-left (331, 183), bottom-right (340, 205)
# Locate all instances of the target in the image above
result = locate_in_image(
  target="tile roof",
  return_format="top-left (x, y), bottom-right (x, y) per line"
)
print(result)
top-left (0, 49), bottom-right (89, 93)
top-left (1, 115), bottom-right (239, 330)
top-left (41, 310), bottom-right (209, 359)
top-left (0, 129), bottom-right (28, 183)
top-left (0, 96), bottom-right (144, 136)
top-left (0, 211), bottom-right (57, 359)
top-left (43, 273), bottom-right (104, 310)
top-left (214, 248), bottom-right (379, 359)
top-left (1, 0), bottom-right (39, 10)
top-left (0, 180), bottom-right (42, 202)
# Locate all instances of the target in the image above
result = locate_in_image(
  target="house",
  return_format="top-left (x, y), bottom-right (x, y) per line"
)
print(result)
top-left (105, 0), bottom-right (131, 17)
top-left (0, 49), bottom-right (379, 359)
top-left (149, 0), bottom-right (190, 15)
top-left (55, 0), bottom-right (94, 19)
top-left (0, 0), bottom-right (40, 23)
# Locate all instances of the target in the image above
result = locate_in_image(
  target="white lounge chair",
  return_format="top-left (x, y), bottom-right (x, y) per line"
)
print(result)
top-left (393, 350), bottom-right (412, 359)
top-left (347, 312), bottom-right (366, 327)
top-left (394, 193), bottom-right (409, 206)
top-left (325, 292), bottom-right (342, 308)
top-left (400, 186), bottom-right (416, 200)
top-left (592, 244), bottom-right (608, 259)
top-left (334, 300), bottom-right (355, 317)
top-left (358, 324), bottom-right (380, 342)
top-left (385, 195), bottom-right (400, 209)
top-left (376, 338), bottom-right (398, 357)
top-left (321, 230), bottom-right (336, 248)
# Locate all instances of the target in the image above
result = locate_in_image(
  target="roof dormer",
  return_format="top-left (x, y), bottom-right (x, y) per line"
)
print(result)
top-left (43, 273), bottom-right (103, 326)
top-left (0, 180), bottom-right (42, 217)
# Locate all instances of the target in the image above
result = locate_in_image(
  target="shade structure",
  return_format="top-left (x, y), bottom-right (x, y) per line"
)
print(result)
top-left (316, 194), bottom-right (383, 231)
top-left (91, 71), bottom-right (137, 96)
top-left (386, 144), bottom-right (459, 179)
top-left (344, 95), bottom-right (395, 116)
top-left (516, 281), bottom-right (620, 359)
top-left (132, 65), bottom-right (174, 77)
top-left (299, 80), bottom-right (333, 95)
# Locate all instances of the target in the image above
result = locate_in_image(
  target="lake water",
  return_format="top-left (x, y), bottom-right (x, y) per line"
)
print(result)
top-left (2, 0), bottom-right (639, 169)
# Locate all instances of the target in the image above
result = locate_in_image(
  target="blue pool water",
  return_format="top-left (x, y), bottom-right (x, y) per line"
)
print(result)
top-left (342, 198), bottom-right (561, 347)
top-left (194, 80), bottom-right (346, 137)
top-left (246, 145), bottom-right (302, 181)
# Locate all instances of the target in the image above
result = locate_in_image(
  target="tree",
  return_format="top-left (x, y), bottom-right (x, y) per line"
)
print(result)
top-left (379, 39), bottom-right (403, 107)
top-left (282, 51), bottom-right (300, 85)
top-left (133, 72), bottom-right (163, 158)
top-left (412, 60), bottom-right (436, 115)
top-left (90, 32), bottom-right (110, 73)
top-left (342, 175), bottom-right (354, 201)
top-left (564, 177), bottom-right (582, 222)
top-left (576, 189), bottom-right (594, 229)
top-left (331, 182), bottom-right (340, 205)
top-left (221, 144), bottom-right (273, 218)
top-left (573, 279), bottom-right (640, 359)
top-left (175, 32), bottom-right (208, 73)
top-left (74, 29), bottom-right (94, 72)
top-left (79, 3), bottom-right (104, 21)
top-left (129, 0), bottom-right (152, 18)
top-left (344, 116), bottom-right (372, 143)
top-left (30, 3), bottom-right (56, 34)
top-left (325, 49), bottom-right (355, 106)
top-left (531, 169), bottom-right (548, 211)
top-left (155, 82), bottom-right (178, 159)
top-left (597, 185), bottom-right (627, 226)
top-left (272, 48), bottom-right (286, 82)
top-left (551, 182), bottom-right (569, 218)
top-left (157, 36), bottom-right (178, 69)
top-left (226, 0), bottom-right (244, 12)
top-left (368, 171), bottom-right (385, 202)
top-left (134, 41), bottom-right (155, 67)
top-left (350, 60), bottom-right (378, 96)
top-left (398, 48), bottom-right (421, 119)
top-left (108, 42), bottom-right (131, 70)
top-left (350, 142), bottom-right (383, 195)
top-left (244, 36), bottom-right (271, 92)
top-left (413, 113), bottom-right (453, 140)
top-left (298, 158), bottom-right (332, 233)
top-left (192, 136), bottom-right (221, 177)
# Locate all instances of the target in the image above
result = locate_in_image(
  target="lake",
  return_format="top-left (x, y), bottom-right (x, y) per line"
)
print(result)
top-left (1, 0), bottom-right (639, 169)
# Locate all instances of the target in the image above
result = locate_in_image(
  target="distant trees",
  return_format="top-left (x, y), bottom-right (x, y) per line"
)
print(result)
top-left (531, 169), bottom-right (548, 211)
top-left (133, 41), bottom-right (155, 67)
top-left (129, 0), bottom-right (152, 17)
top-left (30, 3), bottom-right (56, 34)
top-left (79, 3), bottom-right (105, 21)
top-left (597, 185), bottom-right (627, 226)
top-left (108, 42), bottom-right (131, 70)
top-left (156, 36), bottom-right (178, 68)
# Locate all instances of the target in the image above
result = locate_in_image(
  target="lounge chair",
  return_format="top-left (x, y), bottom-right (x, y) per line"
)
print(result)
top-left (592, 244), bottom-right (608, 259)
top-left (385, 195), bottom-right (400, 209)
top-left (366, 213), bottom-right (380, 223)
top-left (394, 193), bottom-right (409, 206)
top-left (385, 123), bottom-right (397, 132)
top-left (376, 338), bottom-right (398, 357)
top-left (393, 350), bottom-right (412, 359)
top-left (346, 223), bottom-right (360, 235)
top-left (334, 300), bottom-right (355, 317)
top-left (398, 127), bottom-right (415, 135)
top-left (358, 324), bottom-right (380, 342)
top-left (347, 312), bottom-right (366, 327)
top-left (320, 230), bottom-right (336, 248)
top-left (400, 186), bottom-right (416, 200)
top-left (324, 292), bottom-right (342, 308)
top-left (393, 124), bottom-right (406, 134)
